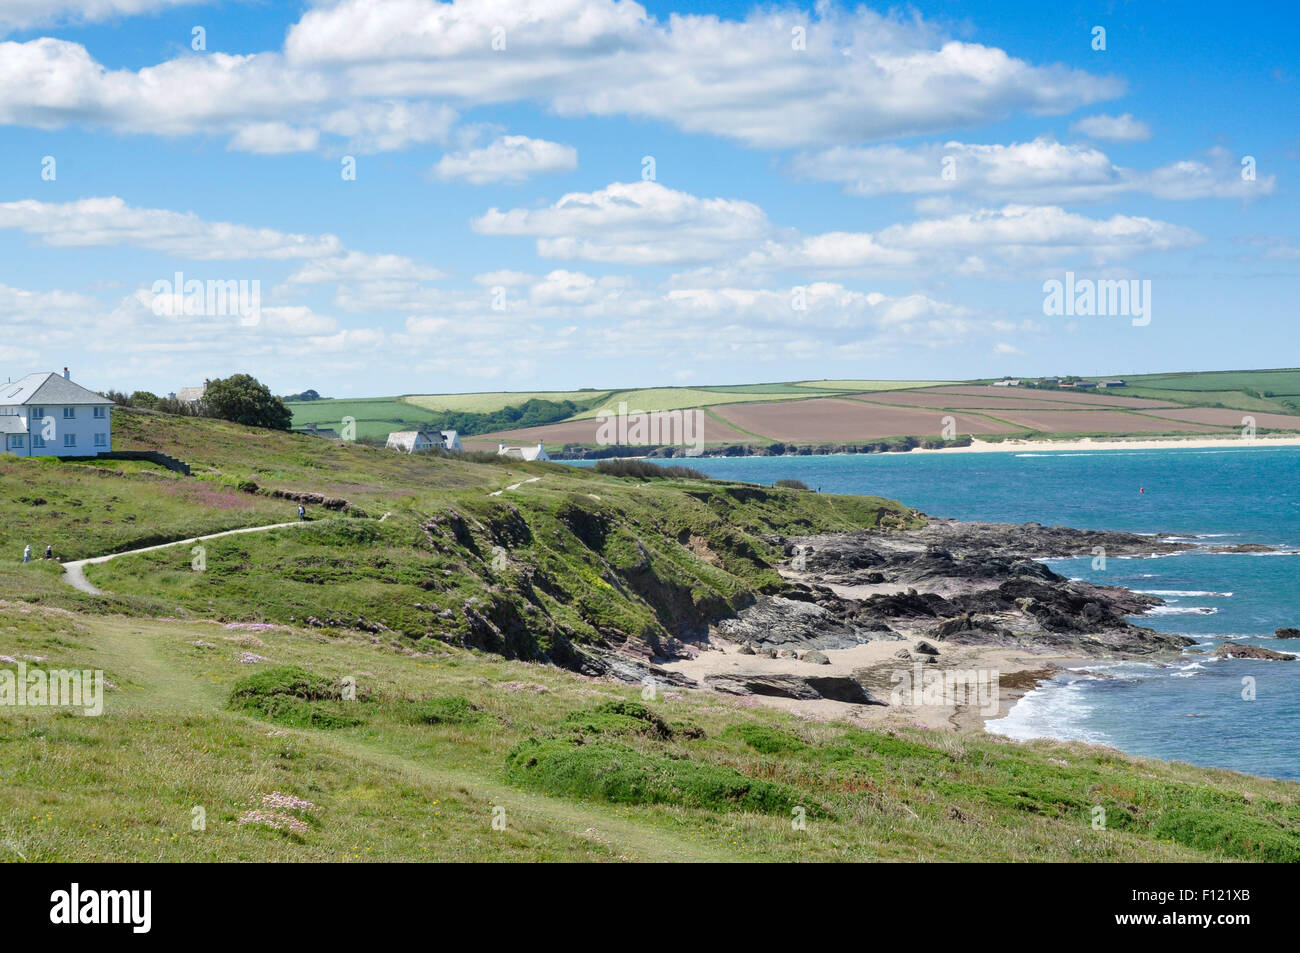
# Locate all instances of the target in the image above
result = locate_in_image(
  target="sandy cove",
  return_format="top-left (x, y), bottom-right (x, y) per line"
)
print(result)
top-left (659, 634), bottom-right (1081, 733)
top-left (642, 520), bottom-right (1206, 734)
top-left (907, 434), bottom-right (1300, 455)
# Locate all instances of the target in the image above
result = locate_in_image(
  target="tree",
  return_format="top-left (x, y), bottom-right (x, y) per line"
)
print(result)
top-left (130, 390), bottom-right (161, 409)
top-left (202, 374), bottom-right (292, 430)
top-left (284, 389), bottom-right (322, 401)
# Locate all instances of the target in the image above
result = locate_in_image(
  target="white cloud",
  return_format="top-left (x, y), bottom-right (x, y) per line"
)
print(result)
top-left (0, 196), bottom-right (343, 260)
top-left (228, 122), bottom-right (321, 155)
top-left (474, 181), bottom-right (1201, 276)
top-left (472, 180), bottom-right (771, 264)
top-left (285, 251), bottom-right (443, 284)
top-left (788, 137), bottom-right (1271, 202)
top-left (1071, 112), bottom-right (1151, 142)
top-left (0, 2), bottom-right (1123, 150)
top-left (434, 135), bottom-right (577, 184)
top-left (0, 0), bottom-right (190, 34)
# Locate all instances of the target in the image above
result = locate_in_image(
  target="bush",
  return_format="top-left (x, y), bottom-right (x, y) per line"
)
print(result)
top-left (562, 700), bottom-right (675, 740)
top-left (226, 665), bottom-right (360, 729)
top-left (505, 737), bottom-right (803, 815)
top-left (408, 695), bottom-right (486, 726)
top-left (593, 458), bottom-right (709, 480)
top-left (725, 723), bottom-right (806, 755)
top-left (774, 479), bottom-right (810, 490)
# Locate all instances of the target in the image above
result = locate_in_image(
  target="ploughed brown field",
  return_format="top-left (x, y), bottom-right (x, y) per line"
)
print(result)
top-left (449, 383), bottom-right (1300, 451)
top-left (1136, 407), bottom-right (1300, 430)
top-left (983, 409), bottom-right (1230, 434)
top-left (919, 385), bottom-right (1179, 409)
top-left (461, 412), bottom-right (752, 450)
top-left (845, 391), bottom-right (1106, 411)
top-left (708, 398), bottom-right (1019, 442)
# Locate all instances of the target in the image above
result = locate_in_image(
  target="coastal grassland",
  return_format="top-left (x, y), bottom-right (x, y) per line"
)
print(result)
top-left (1, 602), bottom-right (1296, 862)
top-left (84, 475), bottom-right (920, 660)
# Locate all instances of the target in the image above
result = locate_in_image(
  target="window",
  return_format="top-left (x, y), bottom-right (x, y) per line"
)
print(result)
top-left (63, 433), bottom-right (76, 448)
top-left (30, 407), bottom-right (43, 420)
top-left (93, 406), bottom-right (106, 418)
top-left (62, 407), bottom-right (75, 419)
top-left (6, 435), bottom-right (23, 449)
top-left (94, 433), bottom-right (107, 447)
top-left (32, 434), bottom-right (45, 448)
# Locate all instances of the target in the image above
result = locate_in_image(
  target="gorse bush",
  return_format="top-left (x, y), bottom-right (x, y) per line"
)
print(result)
top-left (226, 665), bottom-right (360, 729)
top-left (593, 458), bottom-right (710, 480)
top-left (774, 479), bottom-right (810, 490)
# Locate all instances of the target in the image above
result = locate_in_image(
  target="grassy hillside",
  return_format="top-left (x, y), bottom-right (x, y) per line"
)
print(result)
top-left (2, 408), bottom-right (1298, 862)
top-left (1, 599), bottom-right (1296, 861)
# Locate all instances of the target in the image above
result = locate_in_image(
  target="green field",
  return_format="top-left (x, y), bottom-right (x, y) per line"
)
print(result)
top-left (283, 397), bottom-right (445, 441)
top-left (1116, 369), bottom-right (1300, 413)
top-left (1, 407), bottom-right (1298, 861)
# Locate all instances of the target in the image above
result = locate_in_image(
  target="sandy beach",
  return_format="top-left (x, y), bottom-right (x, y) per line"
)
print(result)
top-left (908, 434), bottom-right (1300, 455)
top-left (660, 634), bottom-right (1081, 733)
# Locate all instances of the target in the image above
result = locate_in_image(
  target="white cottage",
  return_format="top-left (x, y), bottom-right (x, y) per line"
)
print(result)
top-left (0, 369), bottom-right (113, 458)
top-left (497, 441), bottom-right (549, 461)
top-left (386, 428), bottom-right (462, 453)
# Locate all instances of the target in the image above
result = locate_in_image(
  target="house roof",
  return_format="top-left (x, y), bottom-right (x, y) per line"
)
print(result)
top-left (0, 373), bottom-right (112, 406)
top-left (0, 416), bottom-right (25, 434)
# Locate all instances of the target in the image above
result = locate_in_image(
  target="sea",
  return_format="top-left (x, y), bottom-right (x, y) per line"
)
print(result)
top-left (566, 447), bottom-right (1300, 779)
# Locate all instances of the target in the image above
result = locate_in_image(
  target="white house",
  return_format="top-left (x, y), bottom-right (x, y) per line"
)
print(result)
top-left (497, 441), bottom-right (549, 461)
top-left (992, 378), bottom-right (1021, 387)
top-left (386, 429), bottom-right (462, 453)
top-left (0, 368), bottom-right (113, 458)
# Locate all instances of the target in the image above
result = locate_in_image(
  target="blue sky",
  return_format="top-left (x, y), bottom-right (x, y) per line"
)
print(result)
top-left (0, 0), bottom-right (1295, 397)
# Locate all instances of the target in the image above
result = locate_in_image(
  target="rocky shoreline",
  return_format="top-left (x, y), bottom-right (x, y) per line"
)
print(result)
top-left (597, 519), bottom-right (1239, 728)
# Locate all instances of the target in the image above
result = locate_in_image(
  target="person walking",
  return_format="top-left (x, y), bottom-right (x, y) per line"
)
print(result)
top-left (43, 544), bottom-right (52, 560)
top-left (298, 504), bottom-right (306, 521)
top-left (22, 544), bottom-right (30, 563)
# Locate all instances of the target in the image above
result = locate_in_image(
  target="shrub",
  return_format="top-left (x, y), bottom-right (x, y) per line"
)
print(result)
top-left (774, 479), bottom-right (810, 490)
top-left (226, 665), bottom-right (360, 729)
top-left (409, 695), bottom-right (486, 726)
top-left (504, 738), bottom-right (803, 815)
top-left (562, 700), bottom-right (675, 740)
top-left (593, 458), bottom-right (709, 480)
top-left (726, 723), bottom-right (806, 755)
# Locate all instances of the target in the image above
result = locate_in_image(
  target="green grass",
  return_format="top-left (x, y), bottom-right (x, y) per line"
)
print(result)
top-left (1, 602), bottom-right (1296, 861)
top-left (3, 407), bottom-right (1298, 862)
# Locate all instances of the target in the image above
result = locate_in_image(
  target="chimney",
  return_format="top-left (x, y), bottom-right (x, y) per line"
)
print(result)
top-left (63, 367), bottom-right (70, 380)
top-left (537, 441), bottom-right (545, 452)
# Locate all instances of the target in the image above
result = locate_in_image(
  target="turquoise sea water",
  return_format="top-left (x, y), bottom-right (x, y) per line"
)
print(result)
top-left (567, 447), bottom-right (1300, 779)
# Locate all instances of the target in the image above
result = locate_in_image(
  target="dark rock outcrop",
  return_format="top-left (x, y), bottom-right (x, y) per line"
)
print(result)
top-left (704, 673), bottom-right (885, 705)
top-left (1213, 642), bottom-right (1296, 661)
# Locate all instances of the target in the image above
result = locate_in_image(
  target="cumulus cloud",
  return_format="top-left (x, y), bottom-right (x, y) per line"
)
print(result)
top-left (1071, 112), bottom-right (1151, 142)
top-left (0, 1), bottom-right (1122, 150)
top-left (0, 0), bottom-right (190, 34)
top-left (433, 135), bottom-right (577, 184)
top-left (788, 137), bottom-right (1272, 203)
top-left (472, 180), bottom-right (771, 264)
top-left (473, 181), bottom-right (1202, 276)
top-left (0, 196), bottom-right (344, 259)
